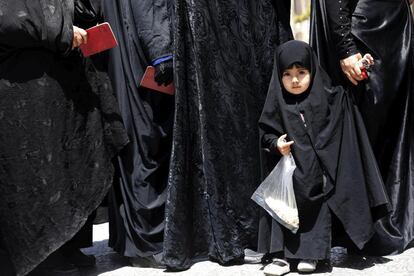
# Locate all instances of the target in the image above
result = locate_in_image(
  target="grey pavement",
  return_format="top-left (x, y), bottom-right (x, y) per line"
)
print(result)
top-left (80, 223), bottom-right (414, 276)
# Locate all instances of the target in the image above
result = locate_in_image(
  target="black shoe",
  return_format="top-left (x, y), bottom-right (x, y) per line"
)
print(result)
top-left (28, 250), bottom-right (80, 276)
top-left (62, 248), bottom-right (96, 267)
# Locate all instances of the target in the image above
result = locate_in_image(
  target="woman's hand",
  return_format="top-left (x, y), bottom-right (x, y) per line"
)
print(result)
top-left (277, 134), bottom-right (294, 156)
top-left (340, 53), bottom-right (363, 85)
top-left (72, 26), bottom-right (88, 49)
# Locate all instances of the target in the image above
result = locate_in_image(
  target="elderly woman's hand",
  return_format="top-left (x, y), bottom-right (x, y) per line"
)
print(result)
top-left (72, 26), bottom-right (88, 49)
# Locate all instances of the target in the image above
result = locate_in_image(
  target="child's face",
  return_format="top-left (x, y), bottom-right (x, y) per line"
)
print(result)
top-left (281, 65), bottom-right (311, 95)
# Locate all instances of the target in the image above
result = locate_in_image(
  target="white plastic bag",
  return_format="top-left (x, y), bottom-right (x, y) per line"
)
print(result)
top-left (251, 153), bottom-right (299, 233)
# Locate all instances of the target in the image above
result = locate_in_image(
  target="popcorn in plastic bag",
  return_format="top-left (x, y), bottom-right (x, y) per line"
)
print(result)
top-left (251, 153), bottom-right (299, 233)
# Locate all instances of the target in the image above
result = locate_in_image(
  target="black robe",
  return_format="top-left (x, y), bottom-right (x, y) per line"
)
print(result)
top-left (257, 40), bottom-right (389, 260)
top-left (163, 0), bottom-right (293, 270)
top-left (0, 1), bottom-right (128, 275)
top-left (101, 0), bottom-right (175, 257)
top-left (311, 0), bottom-right (414, 254)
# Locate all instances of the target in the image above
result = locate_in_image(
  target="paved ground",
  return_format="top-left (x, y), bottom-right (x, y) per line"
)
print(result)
top-left (80, 223), bottom-right (414, 276)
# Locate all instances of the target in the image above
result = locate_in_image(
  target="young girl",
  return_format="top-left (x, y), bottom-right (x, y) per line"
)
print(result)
top-left (257, 40), bottom-right (390, 275)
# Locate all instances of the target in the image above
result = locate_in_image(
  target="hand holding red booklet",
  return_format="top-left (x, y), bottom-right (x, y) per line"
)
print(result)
top-left (140, 66), bottom-right (175, 95)
top-left (80, 23), bottom-right (118, 57)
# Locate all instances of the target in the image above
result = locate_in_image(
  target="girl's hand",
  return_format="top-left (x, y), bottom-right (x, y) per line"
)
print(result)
top-left (72, 26), bottom-right (88, 49)
top-left (277, 134), bottom-right (294, 156)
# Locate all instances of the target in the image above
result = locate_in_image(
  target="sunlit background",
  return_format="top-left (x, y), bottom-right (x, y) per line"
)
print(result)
top-left (291, 0), bottom-right (310, 42)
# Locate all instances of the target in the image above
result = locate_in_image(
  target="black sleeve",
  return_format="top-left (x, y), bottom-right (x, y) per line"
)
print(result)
top-left (131, 0), bottom-right (173, 62)
top-left (0, 0), bottom-right (73, 54)
top-left (261, 132), bottom-right (282, 157)
top-left (259, 120), bottom-right (284, 157)
top-left (74, 0), bottom-right (104, 29)
top-left (324, 0), bottom-right (359, 59)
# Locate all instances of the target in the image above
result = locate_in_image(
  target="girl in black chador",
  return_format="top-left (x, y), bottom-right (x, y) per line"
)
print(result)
top-left (257, 40), bottom-right (389, 276)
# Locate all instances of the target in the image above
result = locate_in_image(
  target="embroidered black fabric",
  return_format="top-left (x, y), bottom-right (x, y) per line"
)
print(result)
top-left (0, 1), bottom-right (128, 275)
top-left (162, 0), bottom-right (293, 270)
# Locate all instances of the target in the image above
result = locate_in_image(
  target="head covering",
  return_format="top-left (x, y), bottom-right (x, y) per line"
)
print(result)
top-left (277, 40), bottom-right (314, 79)
top-left (276, 40), bottom-right (316, 101)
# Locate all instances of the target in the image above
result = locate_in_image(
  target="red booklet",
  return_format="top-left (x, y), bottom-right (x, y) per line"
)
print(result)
top-left (140, 66), bottom-right (175, 95)
top-left (80, 23), bottom-right (118, 57)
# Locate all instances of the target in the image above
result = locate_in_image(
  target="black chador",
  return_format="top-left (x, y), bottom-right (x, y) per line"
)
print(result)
top-left (0, 0), bottom-right (128, 275)
top-left (258, 40), bottom-right (389, 260)
top-left (101, 0), bottom-right (174, 258)
top-left (311, 0), bottom-right (414, 255)
top-left (162, 0), bottom-right (293, 270)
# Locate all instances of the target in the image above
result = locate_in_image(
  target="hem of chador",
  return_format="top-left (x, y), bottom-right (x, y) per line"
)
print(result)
top-left (121, 250), bottom-right (163, 258)
top-left (262, 249), bottom-right (330, 261)
top-left (110, 239), bottom-right (163, 258)
top-left (164, 253), bottom-right (245, 271)
top-left (285, 253), bottom-right (329, 261)
top-left (19, 214), bottom-right (93, 276)
top-left (260, 207), bottom-right (335, 261)
top-left (326, 202), bottom-right (375, 251)
top-left (164, 256), bottom-right (209, 271)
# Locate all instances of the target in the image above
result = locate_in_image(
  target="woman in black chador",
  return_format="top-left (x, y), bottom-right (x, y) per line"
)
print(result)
top-left (0, 0), bottom-right (128, 275)
top-left (163, 0), bottom-right (293, 271)
top-left (101, 0), bottom-right (174, 265)
top-left (311, 0), bottom-right (414, 254)
top-left (258, 40), bottom-right (389, 275)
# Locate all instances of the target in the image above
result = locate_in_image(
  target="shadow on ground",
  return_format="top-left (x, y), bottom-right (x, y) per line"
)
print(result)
top-left (330, 247), bottom-right (391, 270)
top-left (80, 240), bottom-right (130, 276)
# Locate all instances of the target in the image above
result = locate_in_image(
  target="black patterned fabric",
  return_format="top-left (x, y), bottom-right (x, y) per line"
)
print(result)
top-left (163, 0), bottom-right (292, 270)
top-left (0, 1), bottom-right (128, 275)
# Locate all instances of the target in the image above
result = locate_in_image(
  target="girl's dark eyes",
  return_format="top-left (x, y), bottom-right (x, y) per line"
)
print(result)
top-left (283, 72), bottom-right (290, 77)
top-left (299, 70), bottom-right (307, 75)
